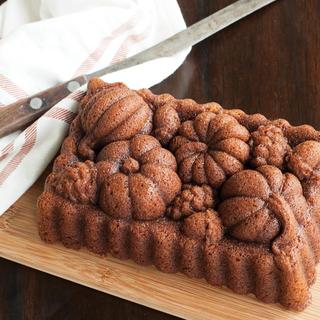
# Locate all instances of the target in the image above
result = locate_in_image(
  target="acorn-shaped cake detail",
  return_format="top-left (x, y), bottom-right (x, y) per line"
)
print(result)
top-left (218, 165), bottom-right (307, 246)
top-left (78, 79), bottom-right (153, 160)
top-left (97, 134), bottom-right (181, 220)
top-left (170, 112), bottom-right (250, 188)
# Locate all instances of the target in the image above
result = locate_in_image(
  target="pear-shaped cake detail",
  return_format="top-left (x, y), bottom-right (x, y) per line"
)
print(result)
top-left (37, 78), bottom-right (320, 311)
top-left (170, 112), bottom-right (250, 188)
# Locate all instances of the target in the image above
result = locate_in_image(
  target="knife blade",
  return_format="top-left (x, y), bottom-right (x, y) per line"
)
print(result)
top-left (90, 0), bottom-right (277, 78)
top-left (0, 0), bottom-right (277, 138)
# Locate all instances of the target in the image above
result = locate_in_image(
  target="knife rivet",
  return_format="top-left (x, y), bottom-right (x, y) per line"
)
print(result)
top-left (30, 97), bottom-right (43, 110)
top-left (67, 81), bottom-right (81, 92)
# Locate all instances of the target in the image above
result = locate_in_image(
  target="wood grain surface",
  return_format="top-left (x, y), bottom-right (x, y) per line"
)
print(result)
top-left (1, 0), bottom-right (320, 319)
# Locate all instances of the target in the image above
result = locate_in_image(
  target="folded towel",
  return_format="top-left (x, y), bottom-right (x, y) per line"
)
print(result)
top-left (0, 0), bottom-right (189, 215)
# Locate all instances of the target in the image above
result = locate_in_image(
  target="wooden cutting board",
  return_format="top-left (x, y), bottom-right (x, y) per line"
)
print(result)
top-left (0, 170), bottom-right (319, 320)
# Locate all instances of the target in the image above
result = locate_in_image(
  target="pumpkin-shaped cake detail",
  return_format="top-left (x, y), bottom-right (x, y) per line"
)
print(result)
top-left (218, 165), bottom-right (307, 245)
top-left (78, 79), bottom-right (153, 160)
top-left (250, 124), bottom-right (291, 168)
top-left (170, 112), bottom-right (250, 188)
top-left (97, 135), bottom-right (181, 220)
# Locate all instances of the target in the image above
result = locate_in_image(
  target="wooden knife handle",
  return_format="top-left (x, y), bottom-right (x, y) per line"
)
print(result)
top-left (0, 75), bottom-right (88, 138)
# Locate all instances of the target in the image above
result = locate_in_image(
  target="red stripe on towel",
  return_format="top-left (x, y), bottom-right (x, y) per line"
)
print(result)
top-left (0, 123), bottom-right (37, 187)
top-left (109, 32), bottom-right (148, 65)
top-left (0, 142), bottom-right (14, 162)
top-left (0, 74), bottom-right (28, 100)
top-left (73, 15), bottom-right (138, 77)
top-left (68, 90), bottom-right (86, 102)
top-left (45, 108), bottom-right (76, 125)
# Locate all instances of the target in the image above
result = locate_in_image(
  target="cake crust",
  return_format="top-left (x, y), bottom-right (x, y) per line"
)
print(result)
top-left (38, 78), bottom-right (320, 311)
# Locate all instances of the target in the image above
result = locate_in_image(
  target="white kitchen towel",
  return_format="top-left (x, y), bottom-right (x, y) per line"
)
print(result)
top-left (0, 0), bottom-right (189, 215)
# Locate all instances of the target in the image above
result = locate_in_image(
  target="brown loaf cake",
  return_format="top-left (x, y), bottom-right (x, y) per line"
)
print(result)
top-left (38, 78), bottom-right (320, 311)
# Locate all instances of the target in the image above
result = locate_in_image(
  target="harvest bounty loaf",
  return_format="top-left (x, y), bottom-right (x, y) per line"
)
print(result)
top-left (38, 78), bottom-right (320, 311)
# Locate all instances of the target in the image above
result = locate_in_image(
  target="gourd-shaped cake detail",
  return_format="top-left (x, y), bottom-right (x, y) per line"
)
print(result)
top-left (78, 79), bottom-right (153, 160)
top-left (138, 88), bottom-right (222, 145)
top-left (250, 124), bottom-right (291, 168)
top-left (218, 165), bottom-right (307, 245)
top-left (170, 111), bottom-right (250, 188)
top-left (97, 134), bottom-right (181, 220)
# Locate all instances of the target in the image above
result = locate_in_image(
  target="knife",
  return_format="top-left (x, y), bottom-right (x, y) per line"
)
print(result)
top-left (0, 0), bottom-right (277, 138)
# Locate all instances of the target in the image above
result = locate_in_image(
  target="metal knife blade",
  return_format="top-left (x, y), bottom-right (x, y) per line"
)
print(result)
top-left (89, 0), bottom-right (277, 78)
top-left (0, 0), bottom-right (277, 138)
